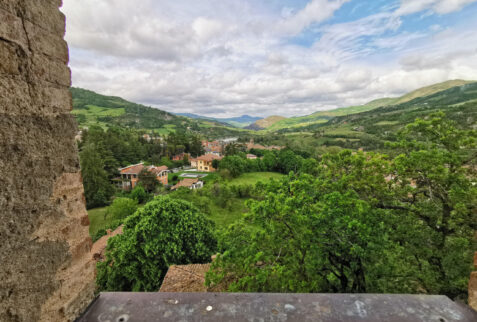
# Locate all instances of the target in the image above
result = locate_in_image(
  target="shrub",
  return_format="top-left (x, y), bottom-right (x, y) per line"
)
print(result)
top-left (97, 196), bottom-right (217, 291)
top-left (130, 185), bottom-right (148, 203)
top-left (105, 197), bottom-right (138, 221)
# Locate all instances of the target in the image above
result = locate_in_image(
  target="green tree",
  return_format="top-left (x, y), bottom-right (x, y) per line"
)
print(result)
top-left (80, 143), bottom-right (114, 209)
top-left (207, 172), bottom-right (395, 293)
top-left (138, 168), bottom-right (158, 193)
top-left (159, 156), bottom-right (174, 168)
top-left (225, 143), bottom-right (245, 156)
top-left (212, 159), bottom-right (220, 170)
top-left (262, 151), bottom-right (278, 171)
top-left (300, 158), bottom-right (319, 175)
top-left (130, 185), bottom-right (148, 204)
top-left (106, 197), bottom-right (138, 221)
top-left (389, 112), bottom-right (477, 298)
top-left (277, 149), bottom-right (303, 174)
top-left (97, 196), bottom-right (217, 291)
top-left (219, 155), bottom-right (246, 177)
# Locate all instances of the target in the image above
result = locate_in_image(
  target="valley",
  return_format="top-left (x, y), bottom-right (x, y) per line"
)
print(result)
top-left (73, 79), bottom-right (477, 299)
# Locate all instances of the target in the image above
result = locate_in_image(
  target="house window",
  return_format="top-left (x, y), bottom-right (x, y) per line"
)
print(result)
top-left (205, 167), bottom-right (208, 170)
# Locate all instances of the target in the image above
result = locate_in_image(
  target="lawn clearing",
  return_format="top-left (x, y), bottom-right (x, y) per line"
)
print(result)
top-left (87, 207), bottom-right (108, 237)
top-left (228, 172), bottom-right (284, 186)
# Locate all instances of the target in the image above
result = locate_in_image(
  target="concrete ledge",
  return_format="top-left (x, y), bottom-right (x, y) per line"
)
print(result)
top-left (77, 292), bottom-right (477, 322)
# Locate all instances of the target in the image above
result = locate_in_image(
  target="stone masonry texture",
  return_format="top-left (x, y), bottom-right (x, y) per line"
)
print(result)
top-left (0, 1), bottom-right (95, 321)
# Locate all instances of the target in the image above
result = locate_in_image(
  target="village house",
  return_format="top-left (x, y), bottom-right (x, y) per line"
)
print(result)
top-left (190, 157), bottom-right (198, 168)
top-left (118, 163), bottom-right (168, 190)
top-left (202, 140), bottom-right (223, 156)
top-left (171, 178), bottom-right (204, 191)
top-left (148, 165), bottom-right (169, 185)
top-left (172, 152), bottom-right (190, 161)
top-left (196, 154), bottom-right (223, 172)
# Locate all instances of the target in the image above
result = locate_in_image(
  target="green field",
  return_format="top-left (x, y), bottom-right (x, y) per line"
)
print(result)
top-left (71, 105), bottom-right (126, 128)
top-left (87, 207), bottom-right (108, 237)
top-left (227, 172), bottom-right (284, 185)
top-left (206, 199), bottom-right (249, 228)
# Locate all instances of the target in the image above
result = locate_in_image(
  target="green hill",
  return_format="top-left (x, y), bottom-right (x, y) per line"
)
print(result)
top-left (277, 81), bottom-right (477, 152)
top-left (70, 88), bottom-right (246, 137)
top-left (245, 115), bottom-right (286, 130)
top-left (393, 79), bottom-right (474, 105)
top-left (268, 80), bottom-right (474, 131)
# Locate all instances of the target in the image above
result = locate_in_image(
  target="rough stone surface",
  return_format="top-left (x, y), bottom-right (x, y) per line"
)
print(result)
top-left (469, 252), bottom-right (477, 311)
top-left (0, 1), bottom-right (96, 321)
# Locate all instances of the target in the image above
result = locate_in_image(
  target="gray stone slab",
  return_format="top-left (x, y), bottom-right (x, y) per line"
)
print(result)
top-left (77, 292), bottom-right (477, 322)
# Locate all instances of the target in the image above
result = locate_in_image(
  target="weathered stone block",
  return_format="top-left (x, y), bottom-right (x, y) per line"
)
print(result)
top-left (32, 53), bottom-right (71, 86)
top-left (23, 0), bottom-right (66, 35)
top-left (0, 77), bottom-right (32, 114)
top-left (0, 0), bottom-right (22, 15)
top-left (0, 41), bottom-right (22, 75)
top-left (24, 20), bottom-right (69, 63)
top-left (0, 8), bottom-right (28, 49)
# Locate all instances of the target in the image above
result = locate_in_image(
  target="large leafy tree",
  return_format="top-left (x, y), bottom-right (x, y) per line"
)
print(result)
top-left (207, 152), bottom-right (401, 293)
top-left (79, 143), bottom-right (114, 209)
top-left (219, 155), bottom-right (247, 177)
top-left (97, 196), bottom-right (217, 291)
top-left (388, 112), bottom-right (477, 298)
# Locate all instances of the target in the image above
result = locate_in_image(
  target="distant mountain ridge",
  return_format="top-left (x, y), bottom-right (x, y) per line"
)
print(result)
top-left (175, 113), bottom-right (262, 128)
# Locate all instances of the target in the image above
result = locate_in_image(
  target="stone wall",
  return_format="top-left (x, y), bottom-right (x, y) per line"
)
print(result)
top-left (0, 1), bottom-right (95, 321)
top-left (470, 251), bottom-right (477, 311)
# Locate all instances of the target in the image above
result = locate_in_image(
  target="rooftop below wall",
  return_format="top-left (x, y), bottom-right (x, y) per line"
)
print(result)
top-left (77, 293), bottom-right (477, 322)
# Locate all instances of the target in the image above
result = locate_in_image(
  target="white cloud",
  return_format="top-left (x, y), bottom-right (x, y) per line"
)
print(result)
top-left (278, 0), bottom-right (350, 35)
top-left (62, 0), bottom-right (477, 118)
top-left (396, 0), bottom-right (477, 15)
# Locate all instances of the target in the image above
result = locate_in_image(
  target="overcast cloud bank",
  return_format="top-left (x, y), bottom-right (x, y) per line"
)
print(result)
top-left (62, 0), bottom-right (477, 117)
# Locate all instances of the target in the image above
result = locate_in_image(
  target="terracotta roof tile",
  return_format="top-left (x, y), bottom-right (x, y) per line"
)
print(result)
top-left (197, 154), bottom-right (223, 162)
top-left (120, 163), bottom-right (144, 175)
top-left (159, 263), bottom-right (211, 292)
top-left (171, 178), bottom-right (199, 190)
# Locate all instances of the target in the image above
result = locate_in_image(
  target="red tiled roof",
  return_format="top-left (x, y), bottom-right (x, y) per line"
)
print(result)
top-left (120, 163), bottom-right (168, 175)
top-left (119, 163), bottom-right (144, 175)
top-left (148, 165), bottom-right (168, 174)
top-left (197, 154), bottom-right (223, 162)
top-left (159, 263), bottom-right (211, 292)
top-left (171, 178), bottom-right (199, 190)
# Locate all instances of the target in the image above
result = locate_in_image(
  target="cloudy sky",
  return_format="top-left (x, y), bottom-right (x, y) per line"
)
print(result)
top-left (61, 0), bottom-right (477, 118)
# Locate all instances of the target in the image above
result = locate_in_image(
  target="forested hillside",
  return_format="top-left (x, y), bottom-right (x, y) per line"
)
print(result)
top-left (71, 88), bottom-right (246, 138)
top-left (272, 82), bottom-right (477, 153)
